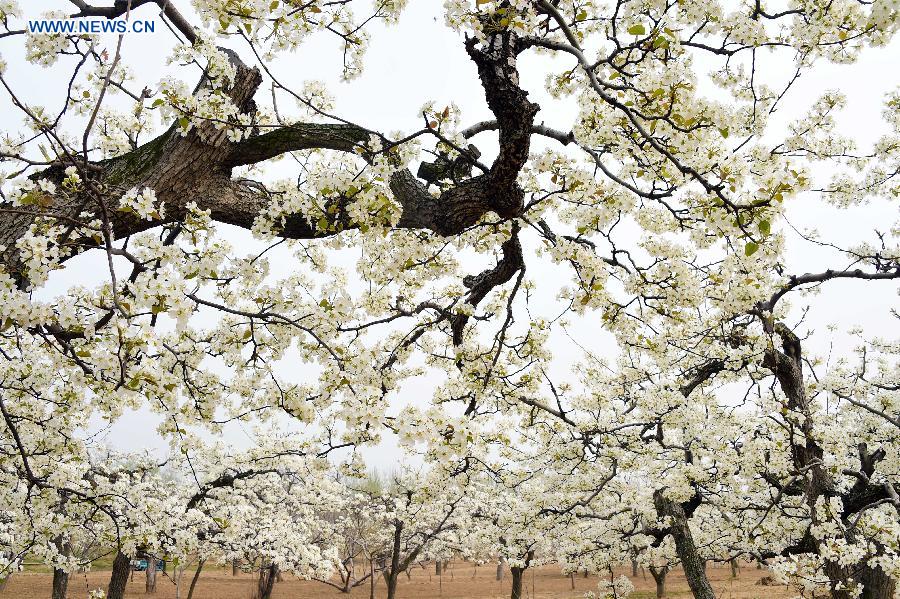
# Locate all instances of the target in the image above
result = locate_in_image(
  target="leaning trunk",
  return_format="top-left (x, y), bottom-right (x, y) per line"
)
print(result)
top-left (107, 551), bottom-right (131, 599)
top-left (653, 492), bottom-right (715, 599)
top-left (185, 559), bottom-right (205, 599)
top-left (51, 567), bottom-right (69, 599)
top-left (340, 557), bottom-right (353, 593)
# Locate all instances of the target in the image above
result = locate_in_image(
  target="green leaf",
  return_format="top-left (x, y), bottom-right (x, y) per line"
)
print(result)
top-left (627, 24), bottom-right (646, 35)
top-left (152, 98), bottom-right (164, 107)
top-left (744, 241), bottom-right (759, 256)
top-left (758, 219), bottom-right (771, 236)
top-left (576, 10), bottom-right (588, 21)
top-left (718, 127), bottom-right (730, 138)
top-left (178, 117), bottom-right (190, 130)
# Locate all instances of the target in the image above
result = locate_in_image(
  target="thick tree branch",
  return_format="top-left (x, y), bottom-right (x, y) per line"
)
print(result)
top-left (69, 0), bottom-right (198, 44)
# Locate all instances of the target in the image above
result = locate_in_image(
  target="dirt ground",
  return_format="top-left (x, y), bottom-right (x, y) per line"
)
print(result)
top-left (3, 562), bottom-right (794, 598)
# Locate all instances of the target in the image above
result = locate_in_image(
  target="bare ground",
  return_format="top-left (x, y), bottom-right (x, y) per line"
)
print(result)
top-left (2, 562), bottom-right (795, 598)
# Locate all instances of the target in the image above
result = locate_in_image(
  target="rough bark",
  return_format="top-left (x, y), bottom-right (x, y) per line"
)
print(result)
top-left (653, 492), bottom-right (716, 599)
top-left (763, 323), bottom-right (898, 598)
top-left (51, 567), bottom-right (69, 599)
top-left (145, 553), bottom-right (157, 593)
top-left (858, 567), bottom-right (897, 599)
top-left (639, 360), bottom-right (728, 599)
top-left (729, 558), bottom-right (739, 579)
top-left (6, 32), bottom-right (538, 289)
top-left (436, 560), bottom-right (442, 576)
top-left (107, 551), bottom-right (131, 599)
top-left (510, 567), bottom-right (525, 599)
top-left (496, 559), bottom-right (504, 581)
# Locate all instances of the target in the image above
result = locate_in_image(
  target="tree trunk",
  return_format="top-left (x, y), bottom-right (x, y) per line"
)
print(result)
top-left (186, 560), bottom-right (205, 599)
top-left (570, 572), bottom-right (575, 589)
top-left (385, 519), bottom-right (404, 599)
top-left (649, 566), bottom-right (668, 599)
top-left (340, 555), bottom-right (353, 593)
top-left (146, 553), bottom-right (158, 593)
top-left (254, 564), bottom-right (278, 599)
top-left (436, 560), bottom-right (442, 576)
top-left (232, 559), bottom-right (239, 576)
top-left (763, 324), bottom-right (888, 599)
top-left (858, 565), bottom-right (897, 599)
top-left (496, 559), bottom-right (504, 581)
top-left (631, 559), bottom-right (639, 577)
top-left (653, 491), bottom-right (716, 599)
top-left (51, 567), bottom-right (69, 599)
top-left (510, 567), bottom-right (524, 599)
top-left (385, 570), bottom-right (399, 599)
top-left (730, 558), bottom-right (739, 579)
top-left (107, 551), bottom-right (131, 599)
